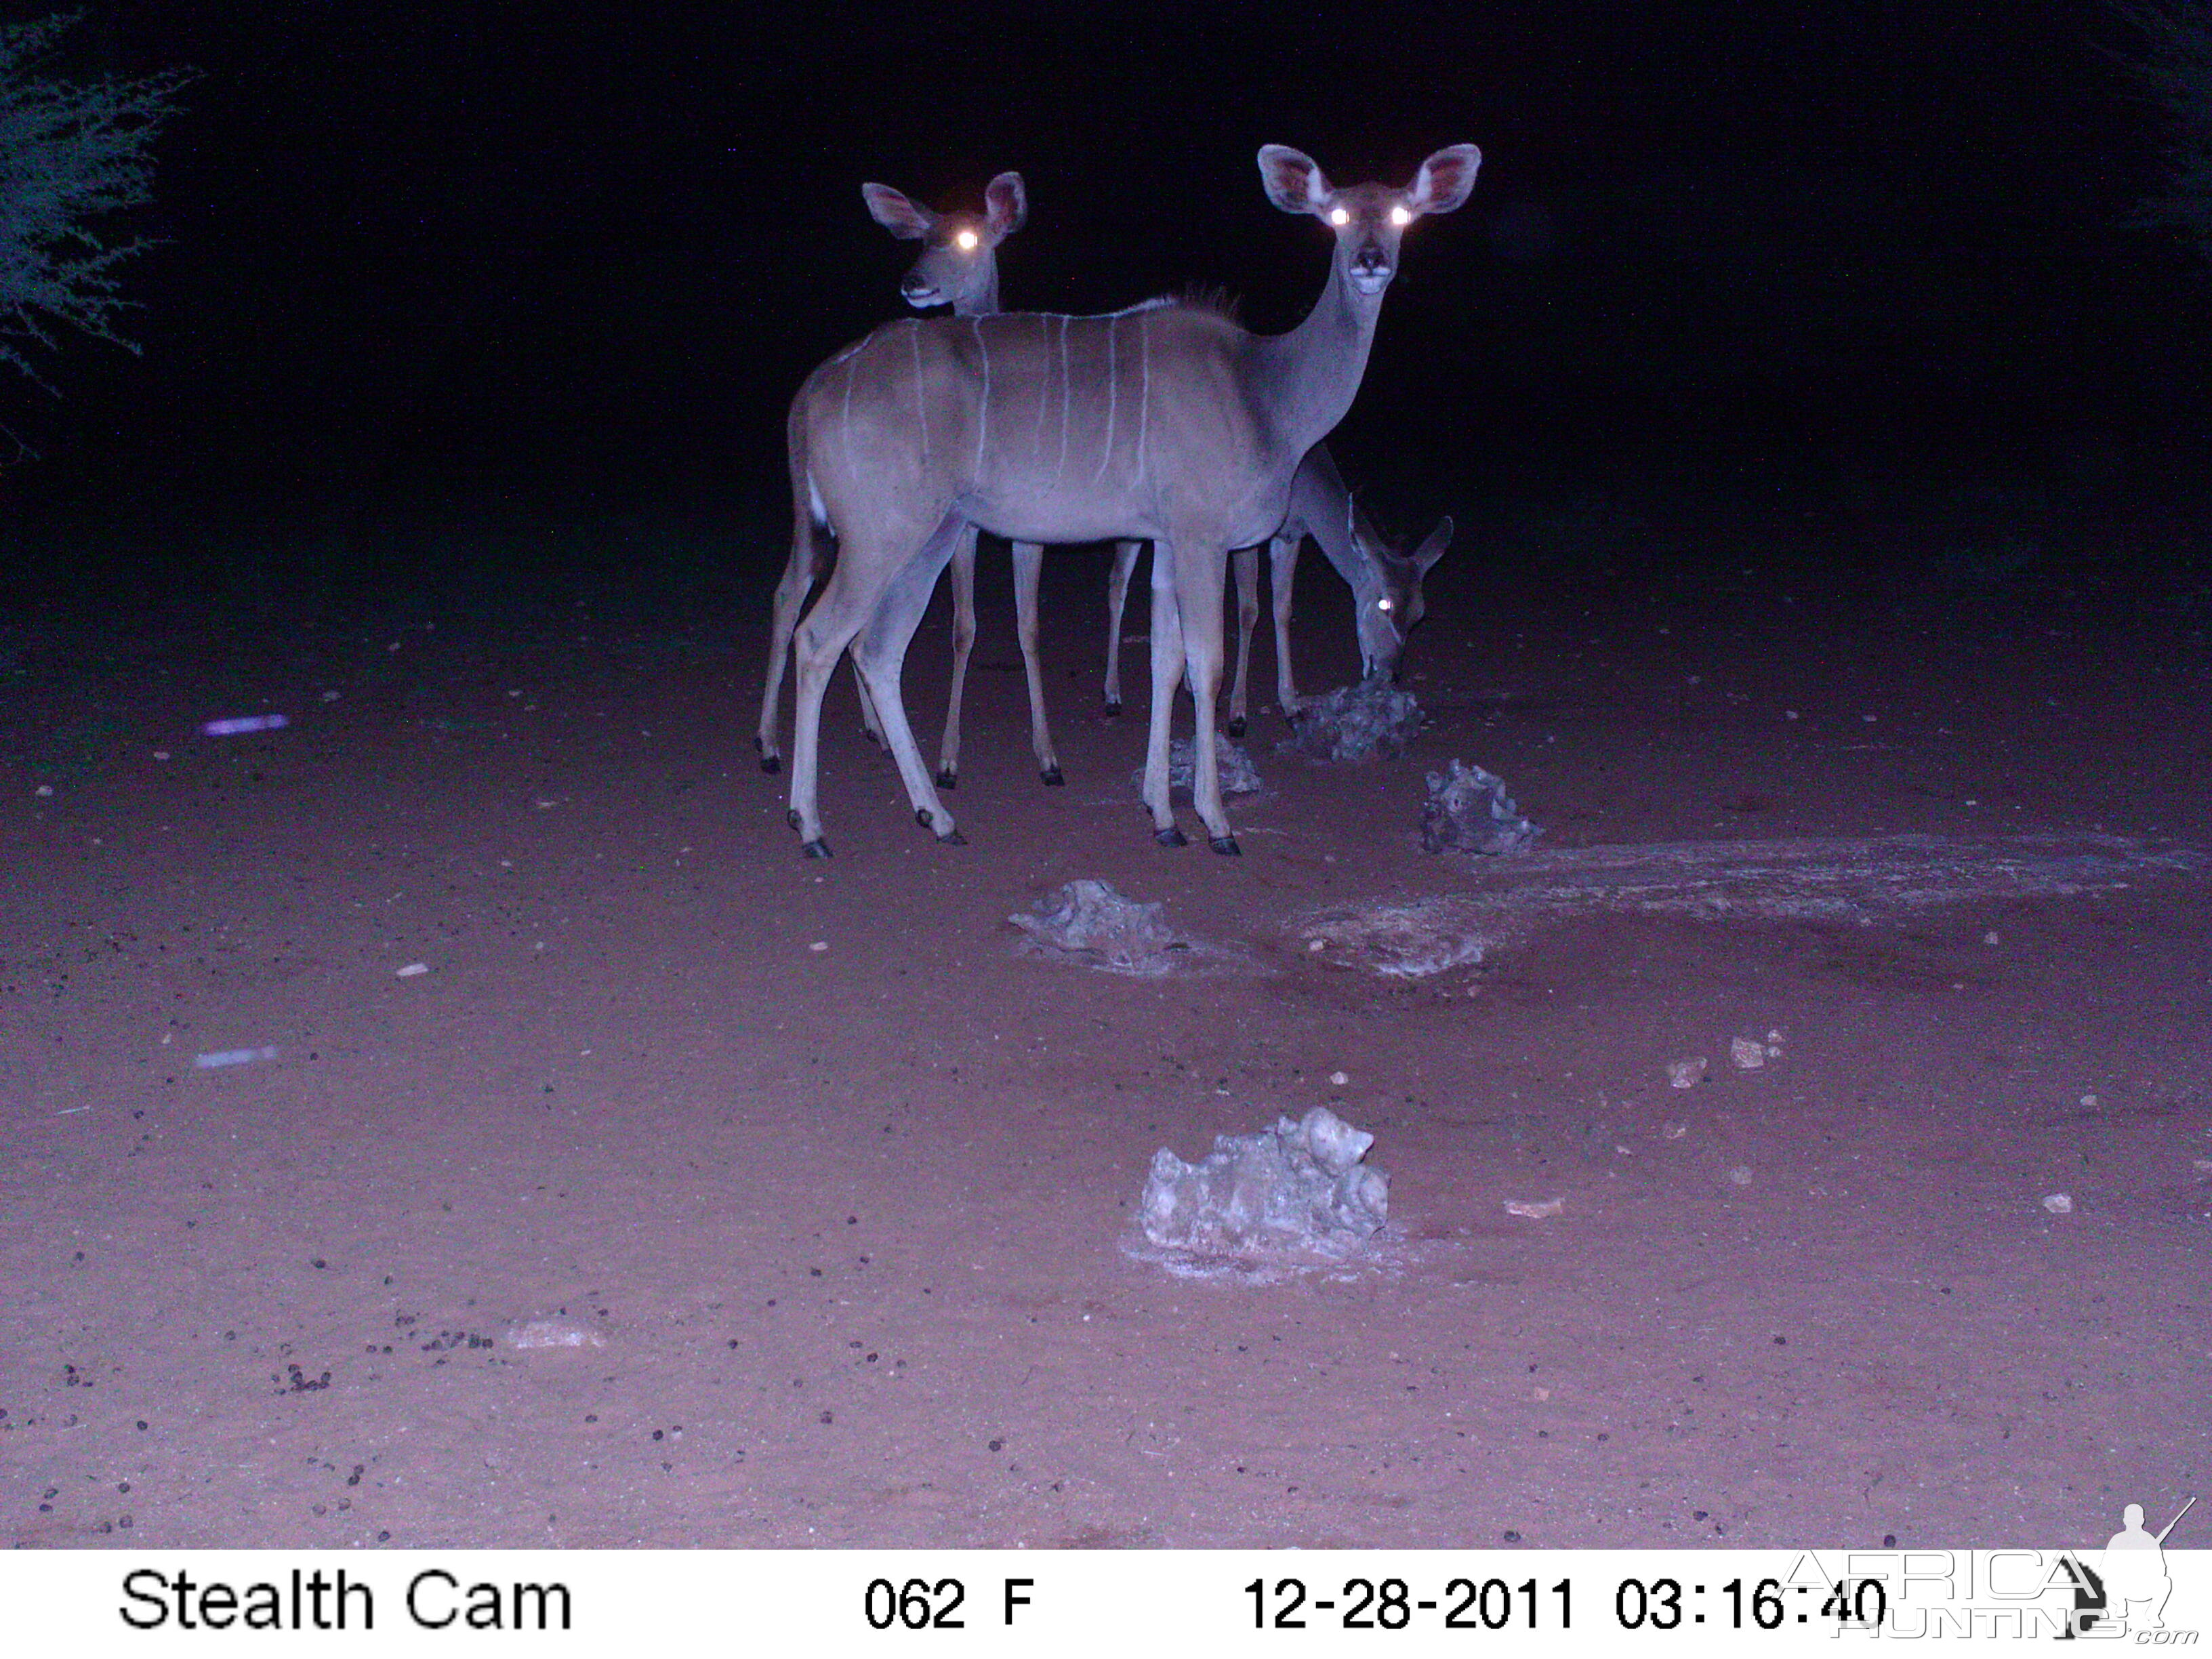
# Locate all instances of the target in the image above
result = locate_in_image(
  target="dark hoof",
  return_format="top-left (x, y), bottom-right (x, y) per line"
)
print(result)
top-left (801, 838), bottom-right (832, 859)
top-left (1103, 699), bottom-right (1123, 718)
top-left (1209, 835), bottom-right (1242, 857)
top-left (759, 754), bottom-right (781, 775)
top-left (1155, 825), bottom-right (1189, 848)
top-left (1041, 764), bottom-right (1065, 787)
top-left (937, 830), bottom-right (968, 846)
top-left (1227, 716), bottom-right (1247, 739)
top-left (935, 769), bottom-right (958, 790)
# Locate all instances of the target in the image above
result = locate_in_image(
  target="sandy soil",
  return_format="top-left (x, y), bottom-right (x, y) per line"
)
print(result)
top-left (3, 537), bottom-right (2207, 1550)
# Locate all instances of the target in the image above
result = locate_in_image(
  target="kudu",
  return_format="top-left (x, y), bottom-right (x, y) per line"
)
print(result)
top-left (1098, 444), bottom-right (1455, 735)
top-left (781, 143), bottom-right (1479, 857)
top-left (756, 171), bottom-right (1078, 781)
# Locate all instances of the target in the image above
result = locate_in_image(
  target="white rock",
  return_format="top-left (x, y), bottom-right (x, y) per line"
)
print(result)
top-left (1140, 1106), bottom-right (1389, 1254)
top-left (1666, 1057), bottom-right (1708, 1089)
top-left (1504, 1197), bottom-right (1563, 1219)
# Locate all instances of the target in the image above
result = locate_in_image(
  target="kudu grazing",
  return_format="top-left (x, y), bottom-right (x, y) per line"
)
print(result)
top-left (779, 143), bottom-right (1479, 857)
top-left (1098, 443), bottom-right (1454, 736)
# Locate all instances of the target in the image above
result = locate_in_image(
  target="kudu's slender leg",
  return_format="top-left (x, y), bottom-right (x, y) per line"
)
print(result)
top-left (1101, 539), bottom-right (1143, 716)
top-left (1172, 537), bottom-right (1240, 855)
top-left (789, 514), bottom-right (964, 855)
top-left (1268, 534), bottom-right (1303, 721)
top-left (933, 525), bottom-right (981, 788)
top-left (1227, 544), bottom-right (1260, 739)
top-left (852, 662), bottom-right (884, 745)
top-left (1010, 540), bottom-right (1063, 783)
top-left (757, 493), bottom-right (832, 775)
top-left (855, 536), bottom-right (969, 844)
top-left (1141, 546), bottom-right (1187, 846)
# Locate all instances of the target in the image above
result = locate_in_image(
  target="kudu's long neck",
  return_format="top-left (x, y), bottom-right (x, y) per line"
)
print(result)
top-left (954, 261), bottom-right (1002, 319)
top-left (1293, 440), bottom-right (1386, 592)
top-left (1248, 253), bottom-right (1383, 461)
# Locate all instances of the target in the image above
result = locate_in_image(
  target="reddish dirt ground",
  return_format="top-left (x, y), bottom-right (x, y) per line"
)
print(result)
top-left (3, 541), bottom-right (2207, 1550)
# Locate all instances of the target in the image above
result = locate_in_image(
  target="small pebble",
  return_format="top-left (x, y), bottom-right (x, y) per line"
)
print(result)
top-left (2042, 1193), bottom-right (2074, 1214)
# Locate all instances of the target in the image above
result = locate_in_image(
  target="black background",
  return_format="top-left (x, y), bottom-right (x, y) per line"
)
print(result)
top-left (10, 1), bottom-right (2207, 597)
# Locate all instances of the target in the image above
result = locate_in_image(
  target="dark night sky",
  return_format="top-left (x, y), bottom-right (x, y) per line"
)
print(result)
top-left (14, 1), bottom-right (2207, 557)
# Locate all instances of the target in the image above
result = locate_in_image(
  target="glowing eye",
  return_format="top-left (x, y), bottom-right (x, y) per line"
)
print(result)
top-left (1329, 207), bottom-right (1349, 227)
top-left (955, 229), bottom-right (979, 251)
top-left (1377, 598), bottom-right (1394, 612)
top-left (1389, 205), bottom-right (1412, 227)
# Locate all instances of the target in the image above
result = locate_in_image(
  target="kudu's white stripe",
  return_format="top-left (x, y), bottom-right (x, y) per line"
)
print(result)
top-left (1093, 315), bottom-right (1120, 486)
top-left (1030, 315), bottom-right (1051, 459)
top-left (1135, 313), bottom-right (1151, 485)
top-left (909, 321), bottom-right (930, 462)
top-left (1054, 314), bottom-right (1071, 487)
top-left (841, 335), bottom-right (864, 472)
top-left (972, 317), bottom-right (991, 474)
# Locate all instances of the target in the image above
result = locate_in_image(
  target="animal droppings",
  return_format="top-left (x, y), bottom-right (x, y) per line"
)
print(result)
top-left (1420, 759), bottom-right (1539, 855)
top-left (1139, 1106), bottom-right (1389, 1260)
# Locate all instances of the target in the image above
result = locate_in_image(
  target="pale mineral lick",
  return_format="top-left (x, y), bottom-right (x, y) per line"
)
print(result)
top-left (1420, 758), bottom-right (1540, 855)
top-left (1010, 879), bottom-right (1187, 975)
top-left (1280, 680), bottom-right (1426, 762)
top-left (1140, 1106), bottom-right (1389, 1254)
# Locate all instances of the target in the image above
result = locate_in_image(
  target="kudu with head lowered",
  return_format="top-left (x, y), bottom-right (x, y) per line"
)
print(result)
top-left (781, 143), bottom-right (1479, 857)
top-left (1099, 443), bottom-right (1455, 735)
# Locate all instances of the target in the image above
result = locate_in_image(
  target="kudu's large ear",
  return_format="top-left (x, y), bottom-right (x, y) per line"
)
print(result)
top-left (1413, 514), bottom-right (1454, 575)
top-left (862, 182), bottom-right (935, 241)
top-left (1258, 145), bottom-right (1333, 216)
top-left (984, 171), bottom-right (1027, 239)
top-left (1406, 145), bottom-right (1481, 216)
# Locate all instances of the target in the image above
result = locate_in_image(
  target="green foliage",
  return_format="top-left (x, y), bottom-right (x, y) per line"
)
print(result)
top-left (2115, 1), bottom-right (2212, 260)
top-left (0, 10), bottom-right (192, 386)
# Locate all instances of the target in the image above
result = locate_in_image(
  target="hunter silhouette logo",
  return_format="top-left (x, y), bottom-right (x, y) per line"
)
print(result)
top-left (2102, 1496), bottom-right (2194, 1633)
top-left (2064, 1496), bottom-right (2196, 1637)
